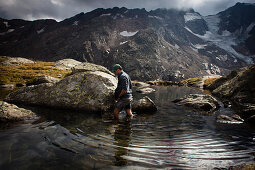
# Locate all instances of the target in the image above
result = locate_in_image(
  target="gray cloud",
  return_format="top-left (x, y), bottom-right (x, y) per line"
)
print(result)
top-left (0, 0), bottom-right (254, 21)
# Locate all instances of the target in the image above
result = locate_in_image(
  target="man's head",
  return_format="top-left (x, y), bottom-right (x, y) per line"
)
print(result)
top-left (112, 64), bottom-right (122, 75)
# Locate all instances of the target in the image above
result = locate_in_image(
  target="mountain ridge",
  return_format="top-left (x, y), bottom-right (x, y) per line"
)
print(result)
top-left (0, 3), bottom-right (254, 81)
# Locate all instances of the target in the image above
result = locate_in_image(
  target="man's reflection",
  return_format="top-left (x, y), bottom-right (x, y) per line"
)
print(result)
top-left (113, 118), bottom-right (131, 166)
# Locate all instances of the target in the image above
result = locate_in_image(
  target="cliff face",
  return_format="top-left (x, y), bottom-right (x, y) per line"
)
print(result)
top-left (0, 4), bottom-right (254, 81)
top-left (208, 65), bottom-right (255, 118)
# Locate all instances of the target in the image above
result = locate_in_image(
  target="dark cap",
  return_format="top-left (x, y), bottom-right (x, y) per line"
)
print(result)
top-left (112, 64), bottom-right (122, 72)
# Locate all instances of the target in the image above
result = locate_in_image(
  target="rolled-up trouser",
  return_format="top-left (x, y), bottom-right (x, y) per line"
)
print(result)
top-left (115, 97), bottom-right (133, 111)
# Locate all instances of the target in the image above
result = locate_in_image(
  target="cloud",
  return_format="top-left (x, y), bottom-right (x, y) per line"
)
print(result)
top-left (0, 0), bottom-right (254, 21)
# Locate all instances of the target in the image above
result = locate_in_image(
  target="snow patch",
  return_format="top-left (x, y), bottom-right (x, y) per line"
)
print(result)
top-left (184, 12), bottom-right (202, 23)
top-left (148, 15), bottom-right (163, 20)
top-left (190, 46), bottom-right (198, 53)
top-left (100, 13), bottom-right (111, 17)
top-left (120, 31), bottom-right (138, 37)
top-left (174, 44), bottom-right (180, 49)
top-left (7, 29), bottom-right (14, 33)
top-left (193, 44), bottom-right (207, 49)
top-left (3, 22), bottom-right (9, 27)
top-left (203, 63), bottom-right (220, 74)
top-left (73, 21), bottom-right (79, 26)
top-left (37, 28), bottom-right (45, 34)
top-left (247, 22), bottom-right (255, 33)
top-left (120, 41), bottom-right (128, 45)
top-left (185, 14), bottom-right (254, 64)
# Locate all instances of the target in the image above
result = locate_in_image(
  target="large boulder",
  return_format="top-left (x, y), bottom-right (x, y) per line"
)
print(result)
top-left (0, 101), bottom-right (36, 122)
top-left (5, 71), bottom-right (117, 112)
top-left (173, 94), bottom-right (220, 112)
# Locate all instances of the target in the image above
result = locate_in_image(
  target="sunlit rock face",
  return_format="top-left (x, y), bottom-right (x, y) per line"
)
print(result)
top-left (0, 3), bottom-right (254, 81)
top-left (5, 71), bottom-right (118, 112)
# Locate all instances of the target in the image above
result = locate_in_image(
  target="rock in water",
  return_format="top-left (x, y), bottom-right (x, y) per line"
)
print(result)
top-left (173, 94), bottom-right (220, 112)
top-left (132, 96), bottom-right (157, 112)
top-left (5, 71), bottom-right (117, 112)
top-left (0, 101), bottom-right (36, 122)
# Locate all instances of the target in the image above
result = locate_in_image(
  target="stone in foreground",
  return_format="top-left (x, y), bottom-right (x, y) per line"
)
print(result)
top-left (132, 96), bottom-right (157, 112)
top-left (173, 94), bottom-right (220, 112)
top-left (0, 101), bottom-right (36, 122)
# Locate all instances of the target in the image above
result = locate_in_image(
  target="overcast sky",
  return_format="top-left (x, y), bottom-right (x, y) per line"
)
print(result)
top-left (0, 0), bottom-right (254, 21)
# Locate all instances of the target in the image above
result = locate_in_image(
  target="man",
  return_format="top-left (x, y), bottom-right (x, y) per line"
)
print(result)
top-left (112, 64), bottom-right (133, 119)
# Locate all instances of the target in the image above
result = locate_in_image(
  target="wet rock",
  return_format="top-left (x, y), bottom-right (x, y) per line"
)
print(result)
top-left (27, 75), bottom-right (60, 86)
top-left (0, 84), bottom-right (15, 89)
top-left (132, 81), bottom-right (150, 88)
top-left (217, 114), bottom-right (244, 124)
top-left (5, 71), bottom-right (117, 112)
top-left (136, 87), bottom-right (156, 94)
top-left (247, 115), bottom-right (255, 124)
top-left (0, 101), bottom-right (36, 122)
top-left (173, 94), bottom-right (220, 112)
top-left (55, 59), bottom-right (82, 70)
top-left (132, 96), bottom-right (157, 112)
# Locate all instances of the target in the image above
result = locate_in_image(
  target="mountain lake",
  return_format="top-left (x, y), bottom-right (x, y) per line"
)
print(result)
top-left (0, 86), bottom-right (255, 169)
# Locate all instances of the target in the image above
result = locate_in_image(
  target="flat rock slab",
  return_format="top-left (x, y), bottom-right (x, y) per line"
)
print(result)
top-left (173, 94), bottom-right (220, 112)
top-left (0, 101), bottom-right (36, 122)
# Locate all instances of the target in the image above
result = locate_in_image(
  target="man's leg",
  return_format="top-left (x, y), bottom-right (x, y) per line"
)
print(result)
top-left (114, 108), bottom-right (120, 119)
top-left (125, 108), bottom-right (133, 118)
top-left (125, 102), bottom-right (133, 118)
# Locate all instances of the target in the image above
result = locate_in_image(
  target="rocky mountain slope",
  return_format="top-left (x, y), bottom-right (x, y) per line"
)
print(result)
top-left (0, 3), bottom-right (254, 81)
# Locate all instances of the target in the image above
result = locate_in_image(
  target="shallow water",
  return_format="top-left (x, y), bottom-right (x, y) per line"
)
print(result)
top-left (0, 86), bottom-right (255, 169)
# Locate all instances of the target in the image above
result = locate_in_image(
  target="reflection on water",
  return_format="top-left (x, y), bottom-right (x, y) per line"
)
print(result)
top-left (0, 86), bottom-right (255, 169)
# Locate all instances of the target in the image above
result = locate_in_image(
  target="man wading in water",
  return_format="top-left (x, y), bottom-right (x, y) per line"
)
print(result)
top-left (112, 64), bottom-right (134, 119)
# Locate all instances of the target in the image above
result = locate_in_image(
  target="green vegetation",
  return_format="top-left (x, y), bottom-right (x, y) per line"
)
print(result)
top-left (0, 61), bottom-right (71, 85)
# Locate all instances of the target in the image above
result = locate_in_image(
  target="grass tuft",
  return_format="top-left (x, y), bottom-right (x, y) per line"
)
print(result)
top-left (0, 61), bottom-right (71, 85)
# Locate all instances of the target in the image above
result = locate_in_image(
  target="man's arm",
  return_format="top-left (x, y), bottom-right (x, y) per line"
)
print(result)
top-left (117, 89), bottom-right (127, 100)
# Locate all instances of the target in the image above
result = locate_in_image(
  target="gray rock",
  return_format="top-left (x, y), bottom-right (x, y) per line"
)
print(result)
top-left (71, 62), bottom-right (114, 76)
top-left (0, 101), bottom-right (36, 122)
top-left (0, 56), bottom-right (34, 66)
top-left (55, 59), bottom-right (82, 70)
top-left (173, 94), bottom-right (220, 112)
top-left (5, 71), bottom-right (118, 112)
top-left (136, 87), bottom-right (156, 94)
top-left (27, 75), bottom-right (60, 86)
top-left (132, 96), bottom-right (157, 112)
top-left (217, 114), bottom-right (244, 124)
top-left (132, 81), bottom-right (150, 88)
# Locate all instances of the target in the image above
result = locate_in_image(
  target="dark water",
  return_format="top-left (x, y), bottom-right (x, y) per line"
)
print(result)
top-left (1, 86), bottom-right (255, 169)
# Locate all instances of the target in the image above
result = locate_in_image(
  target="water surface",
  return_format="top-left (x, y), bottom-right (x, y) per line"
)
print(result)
top-left (0, 86), bottom-right (255, 169)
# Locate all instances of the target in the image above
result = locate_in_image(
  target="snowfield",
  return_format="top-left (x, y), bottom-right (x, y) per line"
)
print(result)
top-left (184, 12), bottom-right (202, 23)
top-left (120, 31), bottom-right (138, 37)
top-left (185, 14), bottom-right (254, 64)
